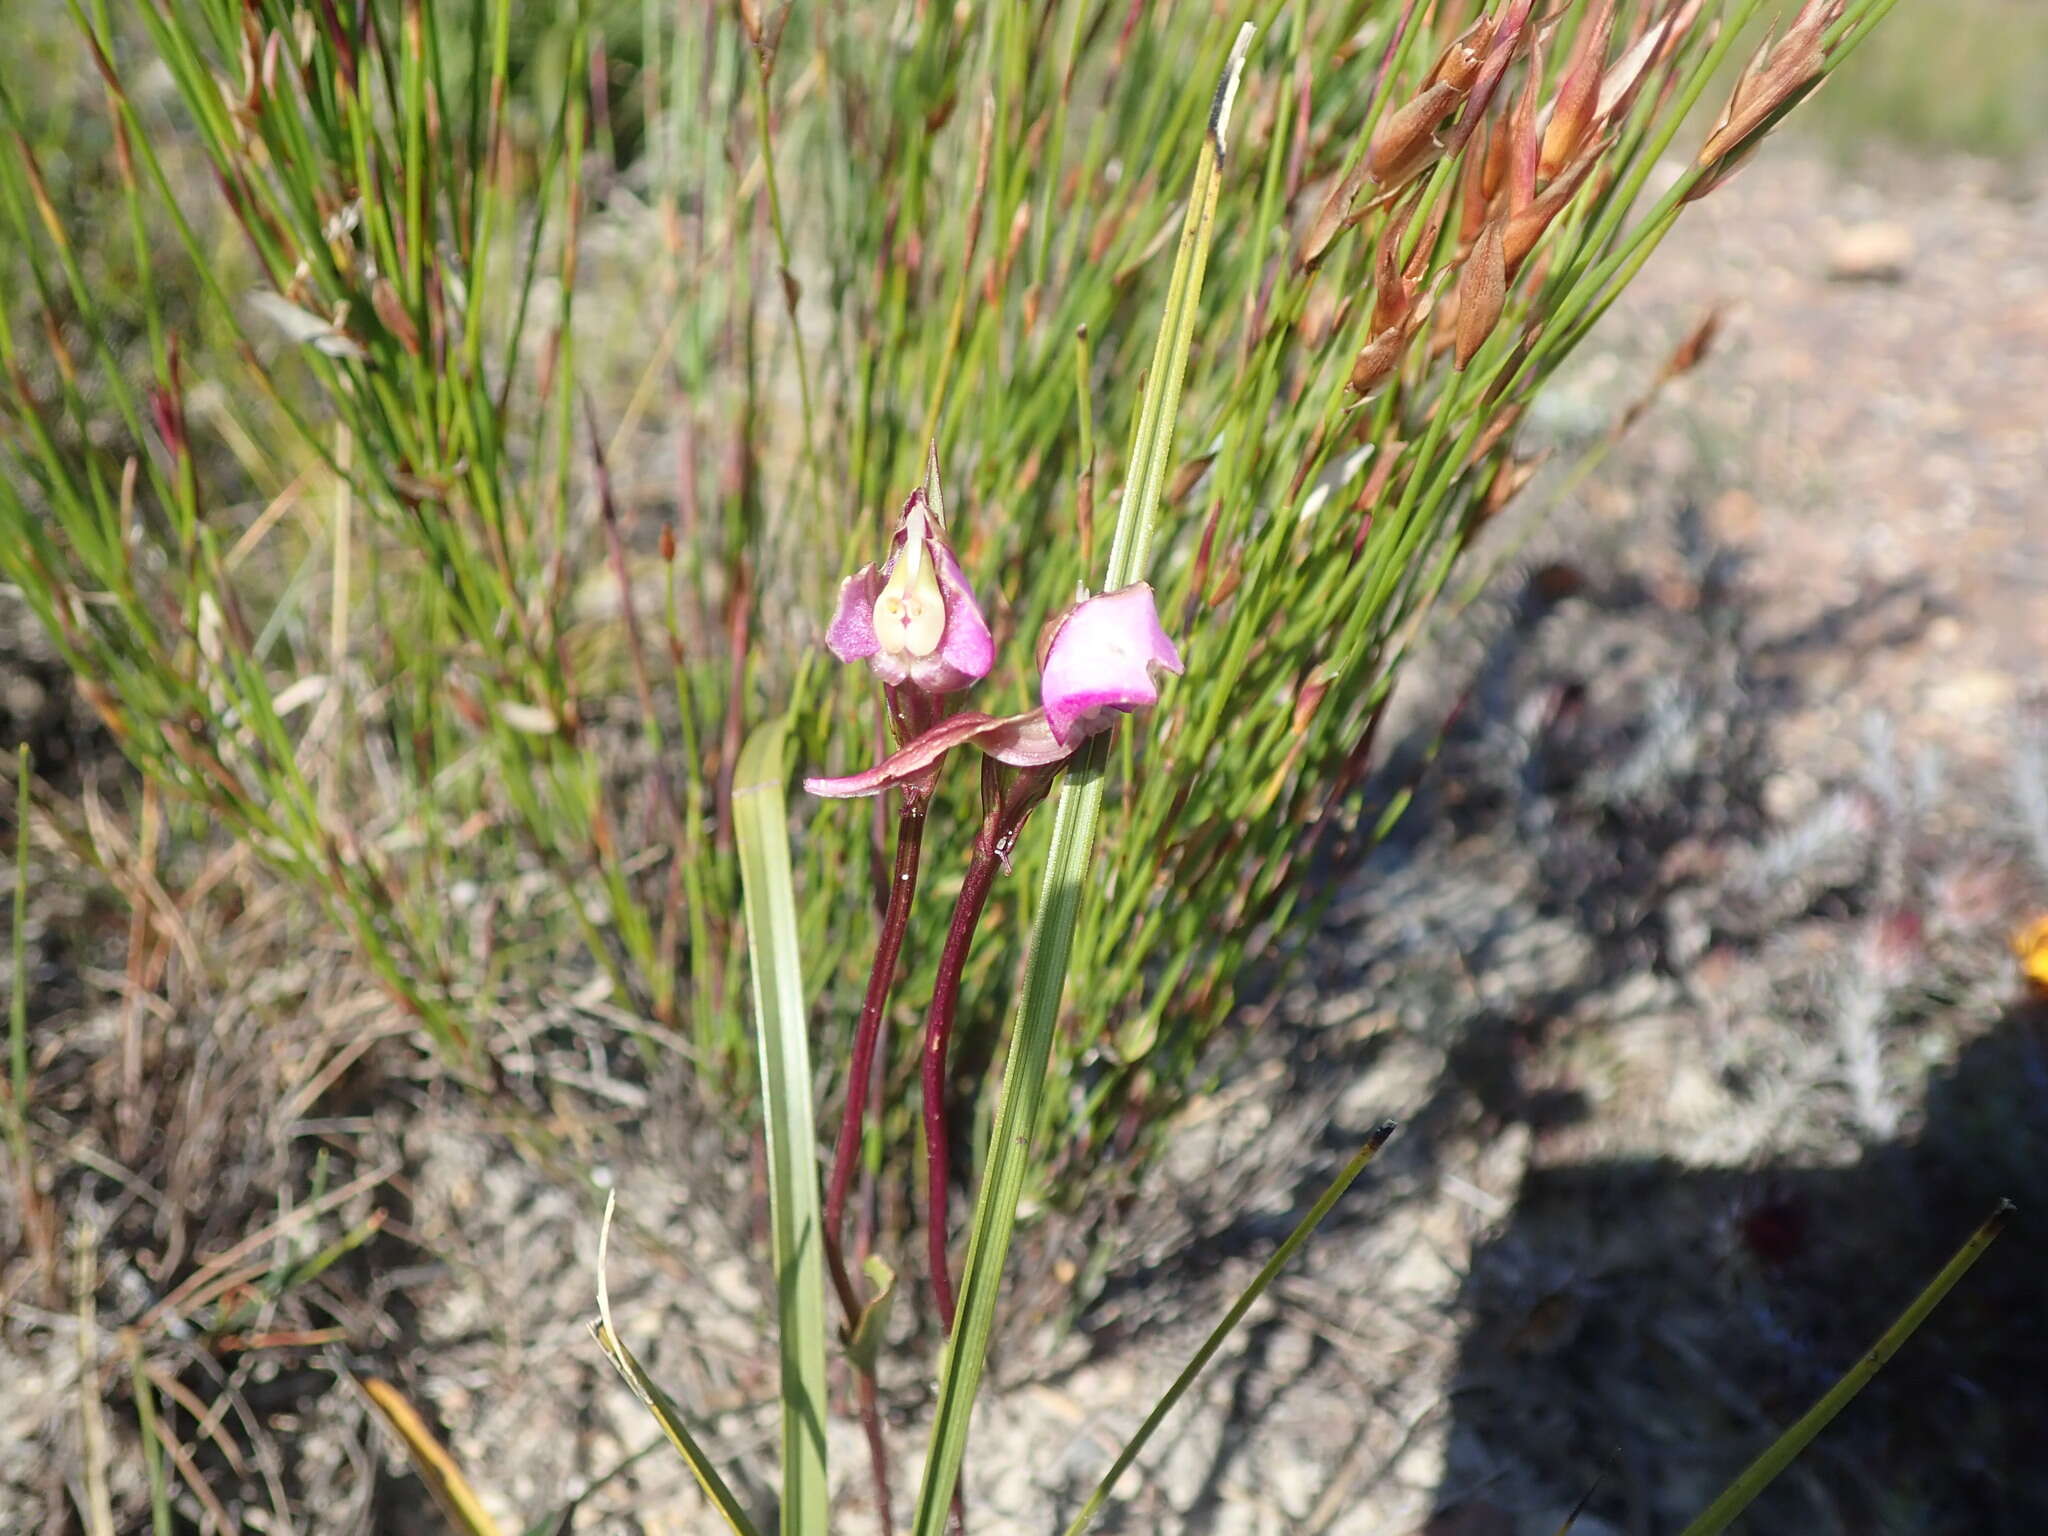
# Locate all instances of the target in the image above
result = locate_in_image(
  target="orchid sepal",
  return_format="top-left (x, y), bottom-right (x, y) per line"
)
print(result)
top-left (803, 709), bottom-right (1072, 800)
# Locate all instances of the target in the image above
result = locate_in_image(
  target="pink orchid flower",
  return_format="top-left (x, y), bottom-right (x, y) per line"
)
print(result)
top-left (1036, 583), bottom-right (1183, 746)
top-left (825, 484), bottom-right (994, 695)
top-left (806, 582), bottom-right (1183, 799)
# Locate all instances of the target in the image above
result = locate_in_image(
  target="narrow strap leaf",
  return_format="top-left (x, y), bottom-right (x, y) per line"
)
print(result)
top-left (1061, 1121), bottom-right (1398, 1536)
top-left (734, 718), bottom-right (831, 1536)
top-left (360, 1378), bottom-right (511, 1536)
top-left (1677, 1197), bottom-right (2014, 1536)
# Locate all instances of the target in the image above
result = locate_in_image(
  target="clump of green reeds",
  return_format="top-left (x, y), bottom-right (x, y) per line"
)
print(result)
top-left (2, 1), bottom-right (668, 1064)
top-left (2, 0), bottom-right (1900, 1195)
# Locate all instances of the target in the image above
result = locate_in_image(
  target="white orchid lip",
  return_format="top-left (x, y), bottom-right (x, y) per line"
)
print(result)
top-left (873, 504), bottom-right (947, 658)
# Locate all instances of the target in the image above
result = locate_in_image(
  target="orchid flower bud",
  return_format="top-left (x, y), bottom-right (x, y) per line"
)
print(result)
top-left (825, 481), bottom-right (994, 695)
top-left (1038, 583), bottom-right (1184, 746)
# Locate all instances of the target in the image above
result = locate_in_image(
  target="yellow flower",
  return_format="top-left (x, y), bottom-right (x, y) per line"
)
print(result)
top-left (2014, 914), bottom-right (2048, 994)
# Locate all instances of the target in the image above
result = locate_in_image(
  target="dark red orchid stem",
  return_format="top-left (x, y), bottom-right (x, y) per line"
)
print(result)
top-left (826, 708), bottom-right (939, 1536)
top-left (920, 849), bottom-right (1001, 1332)
top-left (828, 803), bottom-right (924, 1536)
top-left (825, 684), bottom-right (940, 1324)
top-left (857, 1371), bottom-right (894, 1536)
top-left (825, 800), bottom-right (927, 1322)
top-left (921, 761), bottom-right (1060, 1332)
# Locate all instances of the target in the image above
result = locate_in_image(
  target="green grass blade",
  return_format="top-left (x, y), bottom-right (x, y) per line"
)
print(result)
top-left (1107, 22), bottom-right (1252, 592)
top-left (1677, 1197), bottom-right (2015, 1536)
top-left (593, 1196), bottom-right (763, 1536)
top-left (908, 29), bottom-right (1255, 1536)
top-left (1061, 1120), bottom-right (1398, 1536)
top-left (733, 718), bottom-right (830, 1536)
top-left (909, 745), bottom-right (1101, 1536)
top-left (126, 1339), bottom-right (174, 1536)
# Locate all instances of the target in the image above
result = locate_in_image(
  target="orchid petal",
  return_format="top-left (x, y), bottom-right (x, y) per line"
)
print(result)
top-left (1039, 583), bottom-right (1185, 746)
top-left (822, 485), bottom-right (994, 695)
top-left (973, 708), bottom-right (1072, 767)
top-left (804, 712), bottom-right (1006, 799)
top-left (924, 538), bottom-right (997, 692)
top-left (825, 565), bottom-right (884, 663)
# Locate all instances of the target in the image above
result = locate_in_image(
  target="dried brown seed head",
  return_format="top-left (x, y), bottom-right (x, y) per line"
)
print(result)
top-left (1504, 139), bottom-right (1602, 270)
top-left (1298, 158), bottom-right (1373, 270)
top-left (1660, 308), bottom-right (1723, 381)
top-left (1432, 13), bottom-right (1500, 93)
top-left (1369, 79), bottom-right (1463, 188)
top-left (1454, 219), bottom-right (1508, 370)
top-left (1459, 119), bottom-right (1499, 244)
top-left (1697, 0), bottom-right (1842, 169)
top-left (1507, 32), bottom-right (1545, 214)
top-left (1350, 323), bottom-right (1411, 400)
top-left (1372, 209), bottom-right (1417, 336)
top-left (1542, 0), bottom-right (1615, 178)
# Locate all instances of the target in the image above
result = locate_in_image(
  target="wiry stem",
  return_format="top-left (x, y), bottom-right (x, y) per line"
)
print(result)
top-left (819, 798), bottom-right (924, 1536)
top-left (824, 801), bottom-right (927, 1320)
top-left (922, 760), bottom-right (1060, 1331)
top-left (857, 1371), bottom-right (895, 1536)
top-left (824, 686), bottom-right (944, 1536)
top-left (921, 850), bottom-right (999, 1333)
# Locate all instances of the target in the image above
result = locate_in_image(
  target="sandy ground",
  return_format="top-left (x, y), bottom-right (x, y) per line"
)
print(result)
top-left (4, 146), bottom-right (2045, 1535)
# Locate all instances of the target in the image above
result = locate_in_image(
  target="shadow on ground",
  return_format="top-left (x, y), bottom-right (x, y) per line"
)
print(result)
top-left (1430, 1002), bottom-right (2046, 1536)
top-left (1401, 530), bottom-right (2045, 1535)
top-left (1060, 494), bottom-right (2040, 1536)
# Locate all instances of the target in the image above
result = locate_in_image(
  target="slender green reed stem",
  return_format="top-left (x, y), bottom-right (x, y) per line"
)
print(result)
top-left (1678, 1199), bottom-right (2014, 1536)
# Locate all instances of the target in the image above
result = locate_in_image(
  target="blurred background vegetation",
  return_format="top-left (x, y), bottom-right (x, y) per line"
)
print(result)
top-left (1808, 0), bottom-right (2048, 161)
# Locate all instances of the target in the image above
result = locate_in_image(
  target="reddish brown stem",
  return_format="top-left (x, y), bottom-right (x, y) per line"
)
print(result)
top-left (920, 848), bottom-right (1003, 1332)
top-left (824, 801), bottom-right (927, 1323)
top-left (920, 763), bottom-right (1060, 1333)
top-left (823, 686), bottom-right (949, 1532)
top-left (857, 1371), bottom-right (895, 1536)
